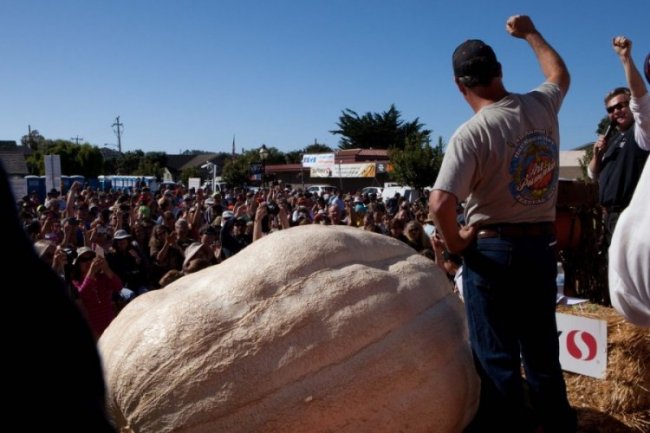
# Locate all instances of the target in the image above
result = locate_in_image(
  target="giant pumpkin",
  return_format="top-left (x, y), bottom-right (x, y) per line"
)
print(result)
top-left (99, 225), bottom-right (479, 433)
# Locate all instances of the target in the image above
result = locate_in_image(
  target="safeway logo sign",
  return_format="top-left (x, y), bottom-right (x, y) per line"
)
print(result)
top-left (556, 313), bottom-right (607, 379)
top-left (565, 330), bottom-right (598, 361)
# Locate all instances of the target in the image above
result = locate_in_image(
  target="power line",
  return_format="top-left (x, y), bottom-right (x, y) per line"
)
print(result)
top-left (70, 135), bottom-right (83, 145)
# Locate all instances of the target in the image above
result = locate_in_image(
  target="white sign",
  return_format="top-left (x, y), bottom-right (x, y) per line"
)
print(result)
top-left (302, 153), bottom-right (335, 169)
top-left (44, 154), bottom-right (62, 192)
top-left (556, 312), bottom-right (607, 379)
top-left (188, 177), bottom-right (201, 191)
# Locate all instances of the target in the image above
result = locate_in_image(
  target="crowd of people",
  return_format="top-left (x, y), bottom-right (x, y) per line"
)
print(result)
top-left (17, 177), bottom-right (462, 339)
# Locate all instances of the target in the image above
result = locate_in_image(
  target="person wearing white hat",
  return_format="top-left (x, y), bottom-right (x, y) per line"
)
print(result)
top-left (106, 229), bottom-right (149, 296)
top-left (182, 241), bottom-right (216, 274)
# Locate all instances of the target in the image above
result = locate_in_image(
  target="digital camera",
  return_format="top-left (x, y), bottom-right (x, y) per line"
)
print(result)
top-left (266, 202), bottom-right (279, 216)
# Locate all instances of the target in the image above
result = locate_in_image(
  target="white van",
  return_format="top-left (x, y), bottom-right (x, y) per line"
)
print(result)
top-left (381, 183), bottom-right (420, 203)
top-left (306, 184), bottom-right (338, 197)
top-left (360, 186), bottom-right (383, 199)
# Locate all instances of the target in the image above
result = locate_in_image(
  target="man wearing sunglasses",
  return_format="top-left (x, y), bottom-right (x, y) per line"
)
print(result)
top-left (588, 36), bottom-right (649, 247)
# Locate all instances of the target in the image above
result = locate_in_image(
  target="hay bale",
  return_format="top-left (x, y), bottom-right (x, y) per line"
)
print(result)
top-left (558, 303), bottom-right (650, 432)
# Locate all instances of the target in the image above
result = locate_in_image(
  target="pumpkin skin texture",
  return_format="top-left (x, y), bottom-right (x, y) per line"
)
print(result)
top-left (99, 225), bottom-right (479, 433)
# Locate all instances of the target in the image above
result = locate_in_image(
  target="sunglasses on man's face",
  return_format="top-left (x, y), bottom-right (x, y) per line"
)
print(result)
top-left (606, 100), bottom-right (629, 113)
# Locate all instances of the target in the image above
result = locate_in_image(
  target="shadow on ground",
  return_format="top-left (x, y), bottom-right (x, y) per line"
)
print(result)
top-left (577, 407), bottom-right (639, 433)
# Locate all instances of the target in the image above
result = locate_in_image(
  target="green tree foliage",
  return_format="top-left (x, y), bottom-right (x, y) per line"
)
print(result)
top-left (115, 150), bottom-right (145, 174)
top-left (284, 150), bottom-right (303, 164)
top-left (181, 149), bottom-right (210, 155)
top-left (330, 104), bottom-right (431, 150)
top-left (284, 142), bottom-right (333, 164)
top-left (102, 157), bottom-right (118, 176)
top-left (211, 152), bottom-right (235, 172)
top-left (303, 142), bottom-right (333, 154)
top-left (48, 140), bottom-right (80, 175)
top-left (25, 154), bottom-right (41, 175)
top-left (136, 152), bottom-right (167, 178)
top-left (221, 155), bottom-right (254, 187)
top-left (253, 145), bottom-right (284, 165)
top-left (22, 134), bottom-right (168, 179)
top-left (388, 136), bottom-right (445, 190)
top-left (220, 146), bottom-right (286, 187)
top-left (110, 151), bottom-right (166, 178)
top-left (21, 129), bottom-right (45, 151)
top-left (74, 144), bottom-right (105, 177)
top-left (24, 139), bottom-right (104, 177)
top-left (194, 152), bottom-right (233, 181)
top-left (179, 166), bottom-right (203, 187)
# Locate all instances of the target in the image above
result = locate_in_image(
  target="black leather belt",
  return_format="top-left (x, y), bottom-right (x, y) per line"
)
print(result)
top-left (477, 222), bottom-right (555, 239)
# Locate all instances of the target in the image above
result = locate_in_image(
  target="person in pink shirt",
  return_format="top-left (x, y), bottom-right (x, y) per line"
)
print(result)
top-left (71, 247), bottom-right (123, 340)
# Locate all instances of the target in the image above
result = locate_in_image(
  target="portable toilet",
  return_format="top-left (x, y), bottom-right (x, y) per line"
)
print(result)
top-left (60, 175), bottom-right (72, 194)
top-left (98, 175), bottom-right (112, 191)
top-left (25, 175), bottom-right (46, 202)
top-left (70, 175), bottom-right (85, 188)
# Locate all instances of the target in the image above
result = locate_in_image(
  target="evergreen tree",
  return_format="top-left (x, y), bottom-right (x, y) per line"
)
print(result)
top-left (388, 136), bottom-right (445, 191)
top-left (330, 104), bottom-right (430, 150)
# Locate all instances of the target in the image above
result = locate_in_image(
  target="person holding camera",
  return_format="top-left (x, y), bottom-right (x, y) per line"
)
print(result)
top-left (88, 224), bottom-right (113, 256)
top-left (64, 181), bottom-right (83, 218)
top-left (221, 210), bottom-right (252, 258)
top-left (71, 247), bottom-right (123, 340)
top-left (106, 229), bottom-right (150, 296)
top-left (149, 224), bottom-right (184, 287)
top-left (60, 216), bottom-right (85, 250)
top-left (33, 239), bottom-right (79, 301)
top-left (197, 224), bottom-right (223, 265)
top-left (252, 200), bottom-right (290, 241)
top-left (112, 200), bottom-right (133, 232)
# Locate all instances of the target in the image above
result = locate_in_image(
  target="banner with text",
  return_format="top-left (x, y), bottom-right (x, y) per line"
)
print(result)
top-left (302, 153), bottom-right (335, 169)
top-left (311, 162), bottom-right (377, 178)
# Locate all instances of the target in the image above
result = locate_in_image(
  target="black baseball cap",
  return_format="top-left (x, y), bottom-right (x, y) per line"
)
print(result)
top-left (452, 39), bottom-right (500, 87)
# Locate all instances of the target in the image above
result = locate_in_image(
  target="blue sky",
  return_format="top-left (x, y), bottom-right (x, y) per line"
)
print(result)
top-left (1, 0), bottom-right (648, 155)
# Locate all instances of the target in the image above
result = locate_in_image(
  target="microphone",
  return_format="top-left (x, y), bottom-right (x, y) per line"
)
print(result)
top-left (603, 121), bottom-right (617, 141)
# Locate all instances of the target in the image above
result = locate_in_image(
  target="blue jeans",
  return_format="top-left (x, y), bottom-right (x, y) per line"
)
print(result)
top-left (462, 234), bottom-right (576, 433)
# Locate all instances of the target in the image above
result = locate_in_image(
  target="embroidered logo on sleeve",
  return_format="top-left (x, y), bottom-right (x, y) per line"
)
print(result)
top-left (509, 131), bottom-right (558, 205)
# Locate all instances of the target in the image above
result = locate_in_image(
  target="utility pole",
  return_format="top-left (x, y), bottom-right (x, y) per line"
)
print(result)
top-left (26, 124), bottom-right (32, 148)
top-left (70, 135), bottom-right (83, 145)
top-left (112, 115), bottom-right (123, 153)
